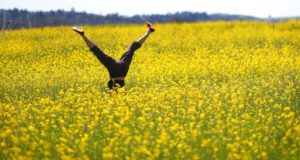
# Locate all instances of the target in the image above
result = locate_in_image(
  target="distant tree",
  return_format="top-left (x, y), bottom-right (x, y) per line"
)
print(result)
top-left (0, 9), bottom-right (268, 29)
top-left (171, 18), bottom-right (185, 23)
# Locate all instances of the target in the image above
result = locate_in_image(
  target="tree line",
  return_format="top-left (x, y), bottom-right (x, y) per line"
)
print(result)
top-left (0, 8), bottom-right (268, 29)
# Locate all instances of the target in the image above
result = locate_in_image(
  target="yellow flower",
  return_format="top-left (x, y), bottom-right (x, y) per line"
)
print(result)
top-left (1, 21), bottom-right (299, 159)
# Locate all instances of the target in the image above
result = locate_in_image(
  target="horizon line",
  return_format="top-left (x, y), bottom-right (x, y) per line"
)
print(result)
top-left (1, 8), bottom-right (300, 19)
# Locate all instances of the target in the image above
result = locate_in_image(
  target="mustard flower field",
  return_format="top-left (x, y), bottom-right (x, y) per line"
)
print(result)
top-left (0, 21), bottom-right (299, 159)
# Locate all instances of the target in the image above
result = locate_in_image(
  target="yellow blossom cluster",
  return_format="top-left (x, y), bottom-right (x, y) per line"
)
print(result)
top-left (0, 21), bottom-right (299, 159)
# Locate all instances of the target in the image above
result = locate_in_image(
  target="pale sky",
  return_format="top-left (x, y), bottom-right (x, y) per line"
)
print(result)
top-left (1, 0), bottom-right (300, 18)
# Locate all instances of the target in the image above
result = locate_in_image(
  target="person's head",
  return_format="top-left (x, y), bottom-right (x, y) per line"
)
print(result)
top-left (108, 80), bottom-right (125, 90)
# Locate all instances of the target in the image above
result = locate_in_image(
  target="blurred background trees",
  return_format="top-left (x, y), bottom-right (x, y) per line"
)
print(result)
top-left (1, 8), bottom-right (297, 30)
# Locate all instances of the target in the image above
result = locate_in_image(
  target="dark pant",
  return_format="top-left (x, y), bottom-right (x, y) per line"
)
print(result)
top-left (90, 41), bottom-right (141, 88)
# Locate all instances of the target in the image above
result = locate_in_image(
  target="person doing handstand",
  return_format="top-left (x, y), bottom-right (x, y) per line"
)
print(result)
top-left (72, 22), bottom-right (155, 89)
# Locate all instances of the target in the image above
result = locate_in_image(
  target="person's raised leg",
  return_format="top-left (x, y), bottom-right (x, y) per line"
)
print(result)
top-left (119, 22), bottom-right (155, 71)
top-left (72, 26), bottom-right (117, 74)
top-left (136, 22), bottom-right (155, 45)
top-left (72, 26), bottom-right (96, 49)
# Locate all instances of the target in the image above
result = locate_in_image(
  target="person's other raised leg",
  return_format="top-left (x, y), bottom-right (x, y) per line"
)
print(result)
top-left (119, 22), bottom-right (155, 69)
top-left (72, 26), bottom-right (117, 73)
top-left (72, 26), bottom-right (96, 49)
top-left (136, 22), bottom-right (155, 45)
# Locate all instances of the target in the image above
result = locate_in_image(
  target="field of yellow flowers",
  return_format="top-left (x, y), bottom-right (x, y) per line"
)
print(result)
top-left (0, 21), bottom-right (299, 159)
